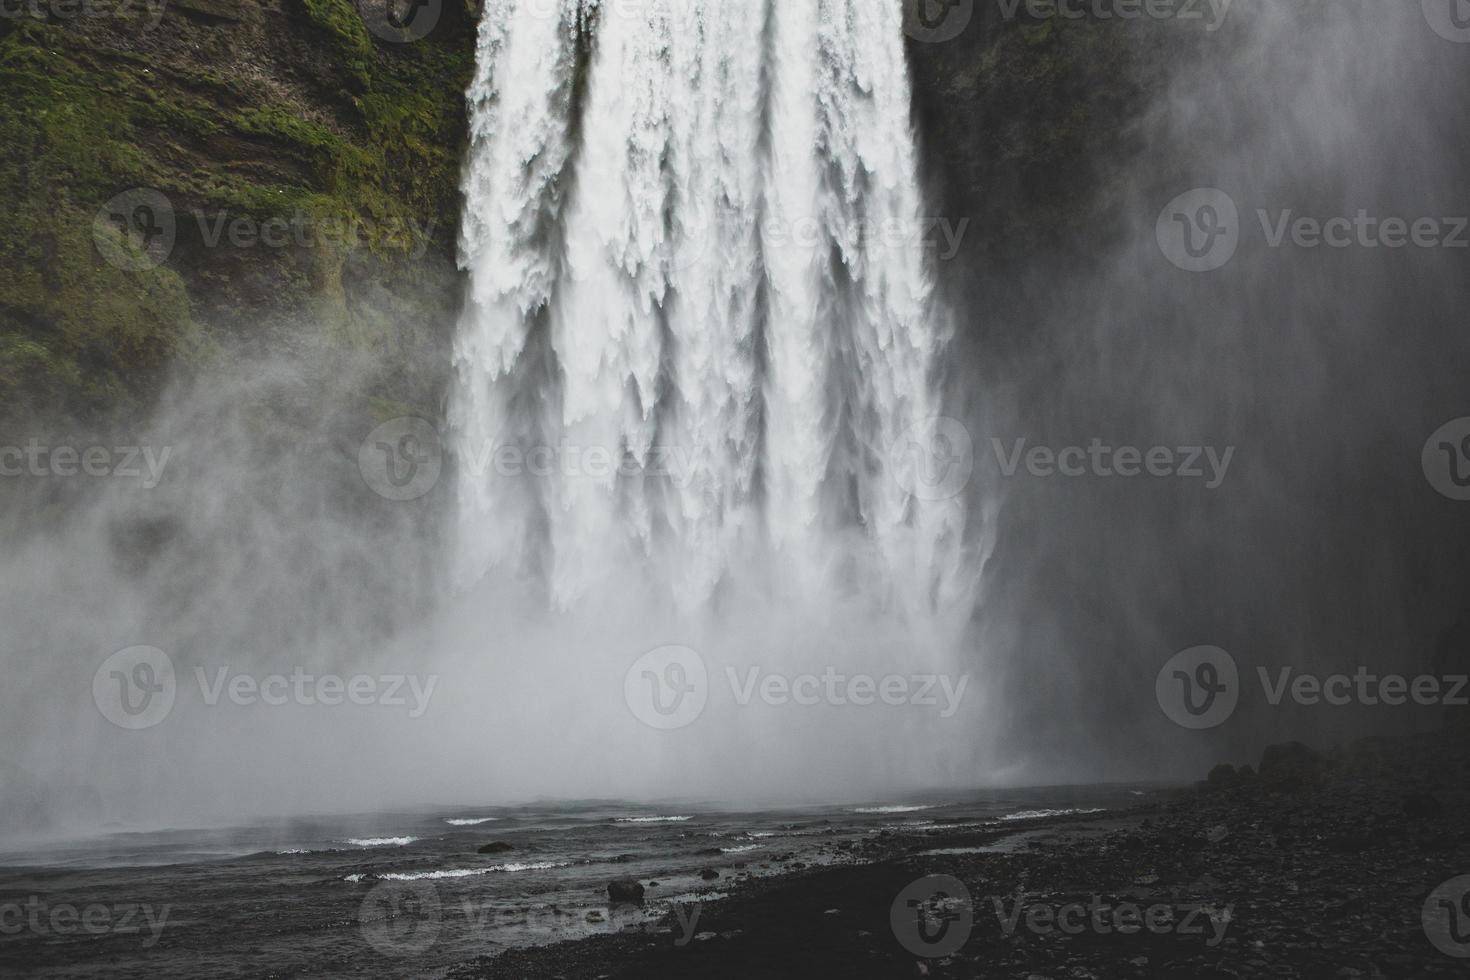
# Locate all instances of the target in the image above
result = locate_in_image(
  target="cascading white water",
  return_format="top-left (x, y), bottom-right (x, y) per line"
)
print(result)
top-left (452, 0), bottom-right (968, 619)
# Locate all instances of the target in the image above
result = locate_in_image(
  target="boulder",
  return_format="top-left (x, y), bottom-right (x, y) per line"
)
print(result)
top-left (608, 879), bottom-right (645, 903)
top-left (1206, 763), bottom-right (1237, 787)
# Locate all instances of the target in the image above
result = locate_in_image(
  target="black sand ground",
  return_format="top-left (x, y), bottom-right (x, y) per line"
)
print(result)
top-left (449, 727), bottom-right (1470, 979)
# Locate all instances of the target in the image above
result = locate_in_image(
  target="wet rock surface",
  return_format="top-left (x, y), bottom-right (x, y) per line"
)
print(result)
top-left (450, 728), bottom-right (1470, 979)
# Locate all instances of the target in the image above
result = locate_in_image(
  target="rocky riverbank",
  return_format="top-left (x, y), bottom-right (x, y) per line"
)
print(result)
top-left (448, 727), bottom-right (1470, 979)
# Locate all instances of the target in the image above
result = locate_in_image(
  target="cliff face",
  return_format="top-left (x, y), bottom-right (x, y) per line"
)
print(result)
top-left (0, 0), bottom-right (477, 425)
top-left (0, 4), bottom-right (1144, 426)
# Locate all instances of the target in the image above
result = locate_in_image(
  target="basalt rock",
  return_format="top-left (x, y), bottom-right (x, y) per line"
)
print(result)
top-left (607, 879), bottom-right (645, 904)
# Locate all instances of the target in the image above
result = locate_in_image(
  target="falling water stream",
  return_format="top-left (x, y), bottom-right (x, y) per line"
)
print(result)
top-left (451, 0), bottom-right (970, 618)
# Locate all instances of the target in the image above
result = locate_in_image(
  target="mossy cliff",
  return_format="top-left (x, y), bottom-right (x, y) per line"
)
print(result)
top-left (0, 2), bottom-right (1158, 427)
top-left (0, 0), bottom-right (476, 426)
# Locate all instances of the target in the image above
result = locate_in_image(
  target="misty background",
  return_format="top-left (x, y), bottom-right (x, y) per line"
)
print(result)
top-left (2, 0), bottom-right (1468, 835)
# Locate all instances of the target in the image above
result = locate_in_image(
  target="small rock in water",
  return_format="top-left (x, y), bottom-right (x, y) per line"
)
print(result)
top-left (1206, 824), bottom-right (1230, 844)
top-left (607, 879), bottom-right (645, 903)
top-left (478, 841), bottom-right (514, 854)
top-left (699, 868), bottom-right (720, 880)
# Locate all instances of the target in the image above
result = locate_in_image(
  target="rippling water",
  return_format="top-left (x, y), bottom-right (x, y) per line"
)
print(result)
top-left (0, 789), bottom-right (1146, 977)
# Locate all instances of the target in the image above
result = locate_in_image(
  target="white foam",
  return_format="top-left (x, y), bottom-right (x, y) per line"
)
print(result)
top-left (998, 808), bottom-right (1106, 822)
top-left (349, 862), bottom-right (567, 882)
top-left (854, 805), bottom-right (933, 814)
top-left (614, 816), bottom-right (692, 824)
top-left (445, 817), bottom-right (499, 826)
top-left (344, 837), bottom-right (418, 847)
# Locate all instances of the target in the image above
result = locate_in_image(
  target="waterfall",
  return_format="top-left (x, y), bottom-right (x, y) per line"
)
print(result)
top-left (451, 0), bottom-right (969, 619)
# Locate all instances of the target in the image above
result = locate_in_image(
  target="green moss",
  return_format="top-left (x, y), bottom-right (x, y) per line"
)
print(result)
top-left (296, 0), bottom-right (375, 91)
top-left (0, 3), bottom-right (475, 424)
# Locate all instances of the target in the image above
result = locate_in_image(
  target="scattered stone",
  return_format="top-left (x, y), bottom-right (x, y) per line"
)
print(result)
top-left (607, 879), bottom-right (645, 903)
